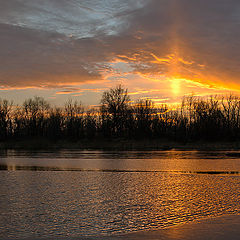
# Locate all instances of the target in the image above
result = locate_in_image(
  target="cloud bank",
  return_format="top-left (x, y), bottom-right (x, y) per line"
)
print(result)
top-left (0, 0), bottom-right (239, 94)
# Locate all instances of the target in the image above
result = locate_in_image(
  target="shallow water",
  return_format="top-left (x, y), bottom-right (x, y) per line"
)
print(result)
top-left (0, 150), bottom-right (240, 239)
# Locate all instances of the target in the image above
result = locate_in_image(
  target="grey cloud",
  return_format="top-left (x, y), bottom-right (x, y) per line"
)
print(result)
top-left (176, 0), bottom-right (240, 82)
top-left (0, 23), bottom-right (103, 87)
top-left (122, 0), bottom-right (240, 84)
top-left (0, 0), bottom-right (239, 89)
top-left (0, 0), bottom-right (147, 38)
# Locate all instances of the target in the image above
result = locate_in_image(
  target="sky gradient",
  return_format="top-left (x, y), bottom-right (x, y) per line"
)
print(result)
top-left (0, 0), bottom-right (239, 106)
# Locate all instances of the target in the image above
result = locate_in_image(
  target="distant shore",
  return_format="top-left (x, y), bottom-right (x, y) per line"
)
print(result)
top-left (1, 138), bottom-right (240, 151)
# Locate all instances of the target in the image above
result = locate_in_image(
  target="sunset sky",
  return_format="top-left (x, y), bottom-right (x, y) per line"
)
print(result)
top-left (0, 0), bottom-right (239, 106)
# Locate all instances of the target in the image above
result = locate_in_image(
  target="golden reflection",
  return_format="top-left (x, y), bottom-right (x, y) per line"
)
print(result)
top-left (7, 165), bottom-right (16, 171)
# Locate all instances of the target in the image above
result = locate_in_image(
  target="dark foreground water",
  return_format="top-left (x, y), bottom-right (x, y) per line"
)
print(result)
top-left (0, 150), bottom-right (240, 239)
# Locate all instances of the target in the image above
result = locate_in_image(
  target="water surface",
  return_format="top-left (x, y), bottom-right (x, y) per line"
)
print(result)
top-left (0, 150), bottom-right (240, 239)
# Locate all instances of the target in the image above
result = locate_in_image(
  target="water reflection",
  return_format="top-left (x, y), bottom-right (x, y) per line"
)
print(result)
top-left (0, 150), bottom-right (240, 239)
top-left (0, 164), bottom-right (240, 175)
top-left (1, 150), bottom-right (240, 173)
top-left (0, 171), bottom-right (240, 239)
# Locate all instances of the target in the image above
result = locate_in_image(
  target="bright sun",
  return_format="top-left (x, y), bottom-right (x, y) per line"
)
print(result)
top-left (171, 78), bottom-right (181, 96)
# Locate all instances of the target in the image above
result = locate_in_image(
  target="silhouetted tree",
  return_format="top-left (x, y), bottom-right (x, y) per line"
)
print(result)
top-left (64, 99), bottom-right (84, 139)
top-left (1, 88), bottom-right (240, 144)
top-left (23, 96), bottom-right (50, 137)
top-left (0, 99), bottom-right (13, 140)
top-left (100, 85), bottom-right (130, 137)
top-left (46, 107), bottom-right (63, 140)
top-left (84, 110), bottom-right (97, 139)
top-left (134, 99), bottom-right (155, 138)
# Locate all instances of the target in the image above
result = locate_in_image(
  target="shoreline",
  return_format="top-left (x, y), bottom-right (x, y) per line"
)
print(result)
top-left (1, 138), bottom-right (240, 151)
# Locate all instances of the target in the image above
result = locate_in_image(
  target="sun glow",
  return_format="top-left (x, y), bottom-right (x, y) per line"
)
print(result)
top-left (171, 78), bottom-right (181, 96)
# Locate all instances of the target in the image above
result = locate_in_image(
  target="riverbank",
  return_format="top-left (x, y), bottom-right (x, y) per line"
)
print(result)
top-left (1, 138), bottom-right (240, 151)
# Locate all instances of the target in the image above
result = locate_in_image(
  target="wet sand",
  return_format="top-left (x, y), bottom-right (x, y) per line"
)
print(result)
top-left (113, 214), bottom-right (240, 240)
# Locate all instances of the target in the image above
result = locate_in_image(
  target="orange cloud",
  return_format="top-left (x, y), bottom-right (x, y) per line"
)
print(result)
top-left (0, 0), bottom-right (239, 106)
top-left (150, 53), bottom-right (172, 64)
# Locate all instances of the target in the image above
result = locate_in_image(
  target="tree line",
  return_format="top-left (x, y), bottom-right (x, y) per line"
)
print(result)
top-left (1, 85), bottom-right (240, 142)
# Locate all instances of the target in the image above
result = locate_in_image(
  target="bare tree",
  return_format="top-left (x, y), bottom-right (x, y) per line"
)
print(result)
top-left (100, 85), bottom-right (130, 136)
top-left (64, 99), bottom-right (84, 139)
top-left (134, 99), bottom-right (155, 137)
top-left (23, 96), bottom-right (50, 136)
top-left (0, 99), bottom-right (13, 139)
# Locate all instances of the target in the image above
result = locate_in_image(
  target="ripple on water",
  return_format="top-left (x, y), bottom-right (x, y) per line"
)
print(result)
top-left (0, 171), bottom-right (240, 239)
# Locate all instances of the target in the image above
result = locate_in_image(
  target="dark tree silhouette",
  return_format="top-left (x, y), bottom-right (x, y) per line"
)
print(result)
top-left (134, 99), bottom-right (155, 138)
top-left (0, 99), bottom-right (13, 140)
top-left (100, 85), bottom-right (130, 137)
top-left (64, 99), bottom-right (84, 139)
top-left (23, 96), bottom-right (50, 137)
top-left (1, 90), bottom-right (240, 144)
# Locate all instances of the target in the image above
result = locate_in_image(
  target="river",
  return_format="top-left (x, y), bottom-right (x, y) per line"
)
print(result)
top-left (0, 150), bottom-right (240, 239)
